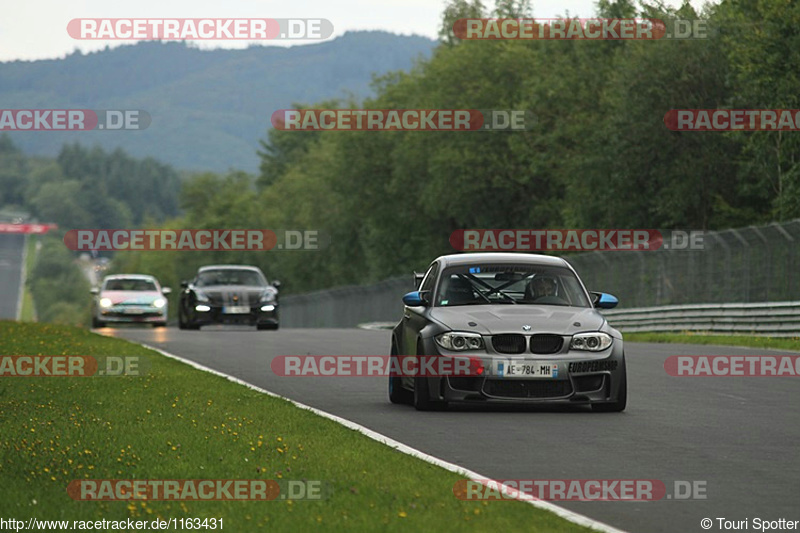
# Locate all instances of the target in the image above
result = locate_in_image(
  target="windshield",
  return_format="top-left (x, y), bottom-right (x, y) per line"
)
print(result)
top-left (196, 269), bottom-right (266, 287)
top-left (434, 264), bottom-right (591, 308)
top-left (104, 279), bottom-right (157, 291)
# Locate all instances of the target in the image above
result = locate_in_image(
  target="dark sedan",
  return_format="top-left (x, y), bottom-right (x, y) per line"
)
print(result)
top-left (178, 265), bottom-right (280, 330)
top-left (390, 253), bottom-right (625, 411)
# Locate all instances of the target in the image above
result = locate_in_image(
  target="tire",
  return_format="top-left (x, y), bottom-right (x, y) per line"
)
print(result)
top-left (257, 323), bottom-right (279, 330)
top-left (178, 307), bottom-right (187, 330)
top-left (178, 306), bottom-right (199, 330)
top-left (592, 361), bottom-right (627, 412)
top-left (389, 343), bottom-right (412, 405)
top-left (91, 317), bottom-right (105, 328)
top-left (413, 341), bottom-right (447, 411)
top-left (152, 322), bottom-right (167, 328)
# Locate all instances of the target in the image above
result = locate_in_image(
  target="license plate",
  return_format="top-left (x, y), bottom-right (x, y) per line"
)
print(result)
top-left (501, 362), bottom-right (558, 378)
top-left (223, 306), bottom-right (250, 314)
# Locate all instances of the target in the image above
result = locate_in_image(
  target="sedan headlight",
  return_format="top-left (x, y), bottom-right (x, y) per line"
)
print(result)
top-left (99, 298), bottom-right (113, 308)
top-left (435, 332), bottom-right (485, 351)
top-left (259, 289), bottom-right (276, 303)
top-left (152, 298), bottom-right (167, 309)
top-left (570, 332), bottom-right (613, 351)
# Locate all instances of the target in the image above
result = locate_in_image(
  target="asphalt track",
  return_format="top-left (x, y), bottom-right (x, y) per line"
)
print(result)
top-left (0, 233), bottom-right (26, 319)
top-left (100, 326), bottom-right (799, 533)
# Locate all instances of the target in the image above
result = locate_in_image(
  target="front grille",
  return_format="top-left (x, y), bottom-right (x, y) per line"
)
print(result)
top-left (492, 334), bottom-right (526, 354)
top-left (483, 379), bottom-right (573, 399)
top-left (530, 334), bottom-right (563, 354)
top-left (105, 311), bottom-right (161, 318)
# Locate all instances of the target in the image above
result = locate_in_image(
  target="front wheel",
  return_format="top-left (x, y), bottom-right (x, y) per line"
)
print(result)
top-left (389, 344), bottom-right (412, 405)
top-left (178, 306), bottom-right (199, 330)
top-left (413, 342), bottom-right (447, 411)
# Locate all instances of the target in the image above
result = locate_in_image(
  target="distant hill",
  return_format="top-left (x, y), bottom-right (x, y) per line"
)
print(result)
top-left (0, 32), bottom-right (437, 172)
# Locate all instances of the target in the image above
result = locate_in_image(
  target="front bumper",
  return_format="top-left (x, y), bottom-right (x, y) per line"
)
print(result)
top-left (99, 306), bottom-right (166, 323)
top-left (411, 335), bottom-right (625, 405)
top-left (191, 304), bottom-right (278, 326)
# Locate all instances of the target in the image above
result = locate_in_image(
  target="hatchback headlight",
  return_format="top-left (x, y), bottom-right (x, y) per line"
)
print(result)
top-left (195, 292), bottom-right (209, 303)
top-left (570, 332), bottom-right (613, 351)
top-left (99, 298), bottom-right (113, 308)
top-left (435, 332), bottom-right (485, 351)
top-left (152, 298), bottom-right (167, 309)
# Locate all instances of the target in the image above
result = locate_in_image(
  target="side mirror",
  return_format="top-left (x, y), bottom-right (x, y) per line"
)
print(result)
top-left (180, 281), bottom-right (189, 288)
top-left (413, 271), bottom-right (425, 289)
top-left (593, 292), bottom-right (619, 309)
top-left (272, 280), bottom-right (281, 289)
top-left (402, 290), bottom-right (428, 307)
top-left (161, 287), bottom-right (172, 295)
top-left (90, 287), bottom-right (99, 295)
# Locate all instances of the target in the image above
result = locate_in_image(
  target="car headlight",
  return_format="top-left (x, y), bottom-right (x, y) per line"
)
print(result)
top-left (570, 332), bottom-right (613, 351)
top-left (99, 298), bottom-right (113, 308)
top-left (195, 292), bottom-right (209, 303)
top-left (259, 290), bottom-right (276, 303)
top-left (152, 298), bottom-right (167, 309)
top-left (435, 332), bottom-right (485, 351)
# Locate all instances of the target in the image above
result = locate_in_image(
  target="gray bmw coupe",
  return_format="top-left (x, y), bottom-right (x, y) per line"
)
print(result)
top-left (390, 253), bottom-right (625, 412)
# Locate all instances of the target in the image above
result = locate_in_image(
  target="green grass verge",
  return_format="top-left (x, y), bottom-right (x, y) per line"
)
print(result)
top-left (625, 332), bottom-right (800, 351)
top-left (19, 236), bottom-right (37, 322)
top-left (0, 322), bottom-right (595, 533)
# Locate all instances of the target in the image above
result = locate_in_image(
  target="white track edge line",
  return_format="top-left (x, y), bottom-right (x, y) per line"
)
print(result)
top-left (141, 342), bottom-right (629, 533)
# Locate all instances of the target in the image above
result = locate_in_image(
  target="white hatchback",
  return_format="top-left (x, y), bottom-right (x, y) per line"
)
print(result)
top-left (91, 274), bottom-right (171, 328)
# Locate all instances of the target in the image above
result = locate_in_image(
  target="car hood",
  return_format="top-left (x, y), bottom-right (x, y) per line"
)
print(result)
top-left (101, 291), bottom-right (162, 305)
top-left (195, 285), bottom-right (271, 305)
top-left (428, 305), bottom-right (606, 335)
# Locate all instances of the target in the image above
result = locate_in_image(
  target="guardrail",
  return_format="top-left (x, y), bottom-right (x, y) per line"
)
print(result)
top-left (280, 276), bottom-right (409, 328)
top-left (281, 276), bottom-right (800, 336)
top-left (602, 301), bottom-right (800, 337)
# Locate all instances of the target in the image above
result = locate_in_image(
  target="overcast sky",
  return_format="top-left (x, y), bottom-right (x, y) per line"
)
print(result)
top-left (2, 0), bottom-right (710, 62)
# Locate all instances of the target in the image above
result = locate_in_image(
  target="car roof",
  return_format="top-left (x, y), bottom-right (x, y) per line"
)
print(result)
top-left (197, 265), bottom-right (263, 272)
top-left (436, 253), bottom-right (570, 268)
top-left (103, 274), bottom-right (157, 281)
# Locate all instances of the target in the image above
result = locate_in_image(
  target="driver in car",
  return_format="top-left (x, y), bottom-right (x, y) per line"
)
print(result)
top-left (525, 275), bottom-right (559, 301)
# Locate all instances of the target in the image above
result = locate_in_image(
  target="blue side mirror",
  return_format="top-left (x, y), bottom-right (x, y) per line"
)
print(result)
top-left (595, 293), bottom-right (619, 309)
top-left (402, 291), bottom-right (426, 307)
